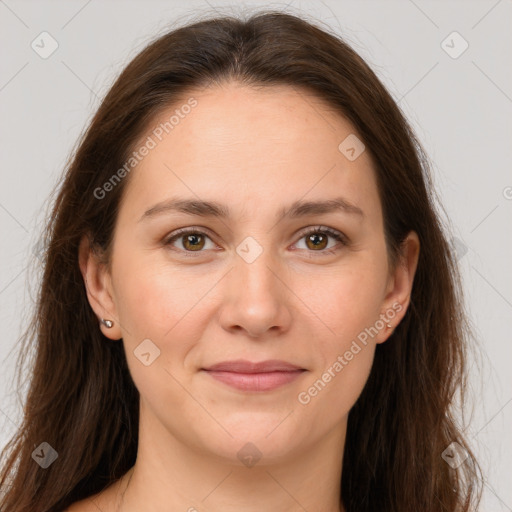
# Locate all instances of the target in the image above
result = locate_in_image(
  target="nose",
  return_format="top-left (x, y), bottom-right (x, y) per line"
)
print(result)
top-left (218, 244), bottom-right (292, 339)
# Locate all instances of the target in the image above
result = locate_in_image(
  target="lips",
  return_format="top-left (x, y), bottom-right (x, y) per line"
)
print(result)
top-left (203, 359), bottom-right (304, 373)
top-left (201, 359), bottom-right (306, 392)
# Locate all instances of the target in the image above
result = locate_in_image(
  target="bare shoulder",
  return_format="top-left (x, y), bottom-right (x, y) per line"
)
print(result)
top-left (64, 488), bottom-right (113, 511)
top-left (64, 490), bottom-right (118, 512)
top-left (64, 497), bottom-right (102, 512)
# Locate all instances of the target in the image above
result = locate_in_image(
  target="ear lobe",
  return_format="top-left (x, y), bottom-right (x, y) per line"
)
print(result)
top-left (376, 231), bottom-right (420, 343)
top-left (78, 234), bottom-right (122, 340)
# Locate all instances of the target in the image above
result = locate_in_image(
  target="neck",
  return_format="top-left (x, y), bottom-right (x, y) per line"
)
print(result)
top-left (111, 401), bottom-right (347, 512)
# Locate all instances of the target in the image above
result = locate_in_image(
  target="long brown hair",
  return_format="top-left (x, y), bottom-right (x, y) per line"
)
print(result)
top-left (0, 10), bottom-right (482, 511)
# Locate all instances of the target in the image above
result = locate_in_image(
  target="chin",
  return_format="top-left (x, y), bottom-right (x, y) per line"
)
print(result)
top-left (196, 418), bottom-right (305, 465)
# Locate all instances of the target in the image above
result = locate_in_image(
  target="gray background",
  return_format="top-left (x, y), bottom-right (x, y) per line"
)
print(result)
top-left (1, 0), bottom-right (511, 509)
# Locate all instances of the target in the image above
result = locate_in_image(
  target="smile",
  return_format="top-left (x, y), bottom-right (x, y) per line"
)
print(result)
top-left (202, 369), bottom-right (306, 392)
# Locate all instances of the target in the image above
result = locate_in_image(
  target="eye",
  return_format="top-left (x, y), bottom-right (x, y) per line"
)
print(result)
top-left (292, 226), bottom-right (347, 256)
top-left (164, 227), bottom-right (216, 255)
top-left (163, 225), bottom-right (348, 257)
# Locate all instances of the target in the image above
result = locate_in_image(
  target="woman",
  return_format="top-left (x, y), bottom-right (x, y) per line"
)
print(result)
top-left (0, 10), bottom-right (482, 512)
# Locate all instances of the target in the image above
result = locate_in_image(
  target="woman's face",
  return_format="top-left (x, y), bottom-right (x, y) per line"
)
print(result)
top-left (81, 82), bottom-right (417, 465)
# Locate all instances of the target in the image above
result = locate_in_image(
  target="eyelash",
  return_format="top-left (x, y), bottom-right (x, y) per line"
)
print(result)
top-left (163, 225), bottom-right (348, 258)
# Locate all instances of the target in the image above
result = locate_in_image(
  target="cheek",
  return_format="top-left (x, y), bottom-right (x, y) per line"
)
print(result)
top-left (294, 257), bottom-right (386, 416)
top-left (113, 252), bottom-right (213, 335)
top-left (296, 277), bottom-right (380, 431)
top-left (113, 240), bottom-right (386, 376)
top-left (111, 255), bottom-right (218, 389)
top-left (301, 257), bottom-right (388, 342)
top-left (113, 261), bottom-right (212, 412)
top-left (298, 341), bottom-right (376, 435)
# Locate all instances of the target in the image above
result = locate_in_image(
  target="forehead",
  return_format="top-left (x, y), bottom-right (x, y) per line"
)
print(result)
top-left (154, 82), bottom-right (354, 156)
top-left (120, 82), bottom-right (381, 223)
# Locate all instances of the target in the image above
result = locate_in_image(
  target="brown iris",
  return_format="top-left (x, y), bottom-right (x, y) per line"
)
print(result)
top-left (182, 233), bottom-right (206, 251)
top-left (305, 232), bottom-right (328, 250)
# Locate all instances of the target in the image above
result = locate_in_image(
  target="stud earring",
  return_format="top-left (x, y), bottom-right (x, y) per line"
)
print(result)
top-left (387, 322), bottom-right (392, 329)
top-left (100, 318), bottom-right (114, 328)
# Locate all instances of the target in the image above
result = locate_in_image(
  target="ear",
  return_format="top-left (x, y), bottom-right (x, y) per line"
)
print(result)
top-left (78, 234), bottom-right (122, 340)
top-left (375, 230), bottom-right (420, 344)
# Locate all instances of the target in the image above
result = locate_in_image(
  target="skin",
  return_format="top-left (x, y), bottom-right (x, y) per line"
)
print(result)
top-left (73, 82), bottom-right (419, 512)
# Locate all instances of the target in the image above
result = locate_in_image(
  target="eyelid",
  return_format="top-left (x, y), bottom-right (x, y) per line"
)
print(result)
top-left (162, 226), bottom-right (219, 252)
top-left (163, 225), bottom-right (348, 256)
top-left (295, 225), bottom-right (348, 244)
top-left (165, 225), bottom-right (216, 241)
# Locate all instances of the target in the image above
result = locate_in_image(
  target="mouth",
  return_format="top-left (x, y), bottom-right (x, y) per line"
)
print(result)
top-left (201, 359), bottom-right (307, 392)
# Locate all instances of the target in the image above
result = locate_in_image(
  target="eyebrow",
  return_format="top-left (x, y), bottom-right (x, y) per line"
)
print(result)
top-left (138, 196), bottom-right (364, 223)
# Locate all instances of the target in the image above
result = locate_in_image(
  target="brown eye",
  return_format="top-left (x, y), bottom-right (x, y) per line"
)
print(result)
top-left (164, 229), bottom-right (215, 254)
top-left (294, 226), bottom-right (347, 255)
top-left (164, 226), bottom-right (347, 258)
top-left (305, 232), bottom-right (329, 251)
top-left (182, 233), bottom-right (206, 251)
